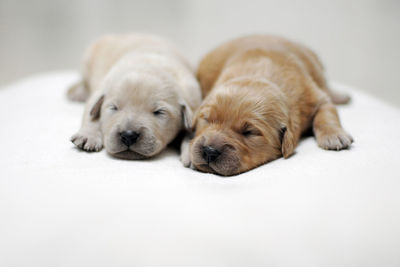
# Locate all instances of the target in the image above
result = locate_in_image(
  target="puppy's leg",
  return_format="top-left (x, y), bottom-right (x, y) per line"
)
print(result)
top-left (180, 135), bottom-right (191, 167)
top-left (300, 49), bottom-right (351, 106)
top-left (327, 90), bottom-right (351, 105)
top-left (313, 102), bottom-right (353, 150)
top-left (71, 92), bottom-right (103, 152)
top-left (180, 135), bottom-right (196, 169)
top-left (67, 80), bottom-right (89, 102)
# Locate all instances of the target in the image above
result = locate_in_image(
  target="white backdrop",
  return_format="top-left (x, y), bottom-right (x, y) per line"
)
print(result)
top-left (1, 0), bottom-right (400, 106)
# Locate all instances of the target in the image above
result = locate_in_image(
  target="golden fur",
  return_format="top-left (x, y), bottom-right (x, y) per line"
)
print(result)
top-left (187, 35), bottom-right (353, 176)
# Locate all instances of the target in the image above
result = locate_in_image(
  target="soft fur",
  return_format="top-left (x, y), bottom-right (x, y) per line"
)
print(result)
top-left (68, 34), bottom-right (201, 159)
top-left (183, 35), bottom-right (353, 176)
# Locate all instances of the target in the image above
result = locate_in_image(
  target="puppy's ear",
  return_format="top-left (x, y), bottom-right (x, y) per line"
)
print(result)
top-left (89, 94), bottom-right (105, 121)
top-left (280, 123), bottom-right (296, 159)
top-left (179, 99), bottom-right (193, 131)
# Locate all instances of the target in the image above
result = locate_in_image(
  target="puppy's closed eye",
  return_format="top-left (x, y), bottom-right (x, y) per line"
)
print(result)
top-left (279, 126), bottom-right (287, 143)
top-left (153, 108), bottom-right (167, 117)
top-left (193, 113), bottom-right (209, 130)
top-left (108, 104), bottom-right (118, 111)
top-left (241, 124), bottom-right (262, 137)
top-left (198, 109), bottom-right (210, 123)
top-left (201, 116), bottom-right (209, 123)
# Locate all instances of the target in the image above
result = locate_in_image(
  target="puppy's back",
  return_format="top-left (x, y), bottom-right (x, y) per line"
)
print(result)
top-left (197, 35), bottom-right (326, 97)
top-left (81, 34), bottom-right (191, 92)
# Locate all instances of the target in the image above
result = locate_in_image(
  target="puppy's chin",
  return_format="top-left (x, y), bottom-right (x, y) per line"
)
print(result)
top-left (104, 131), bottom-right (164, 160)
top-left (110, 150), bottom-right (148, 160)
top-left (194, 163), bottom-right (240, 177)
top-left (108, 145), bottom-right (164, 159)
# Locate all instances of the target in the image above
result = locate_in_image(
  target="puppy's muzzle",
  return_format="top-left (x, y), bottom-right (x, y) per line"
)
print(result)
top-left (202, 145), bottom-right (221, 164)
top-left (120, 130), bottom-right (140, 147)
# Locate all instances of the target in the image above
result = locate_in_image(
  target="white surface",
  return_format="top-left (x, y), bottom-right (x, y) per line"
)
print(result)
top-left (1, 72), bottom-right (400, 266)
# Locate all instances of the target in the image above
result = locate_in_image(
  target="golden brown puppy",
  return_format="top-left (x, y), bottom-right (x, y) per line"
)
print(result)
top-left (184, 35), bottom-right (353, 176)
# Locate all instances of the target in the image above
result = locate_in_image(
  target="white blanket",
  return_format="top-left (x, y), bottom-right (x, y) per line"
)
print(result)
top-left (1, 72), bottom-right (399, 266)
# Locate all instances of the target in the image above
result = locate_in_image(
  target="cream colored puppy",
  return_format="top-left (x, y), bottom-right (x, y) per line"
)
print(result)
top-left (68, 34), bottom-right (201, 159)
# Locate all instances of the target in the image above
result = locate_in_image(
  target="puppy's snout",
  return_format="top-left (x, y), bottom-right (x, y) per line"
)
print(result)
top-left (202, 146), bottom-right (221, 164)
top-left (120, 130), bottom-right (140, 147)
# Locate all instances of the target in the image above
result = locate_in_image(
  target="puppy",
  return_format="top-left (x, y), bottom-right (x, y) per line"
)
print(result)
top-left (184, 35), bottom-right (353, 176)
top-left (68, 34), bottom-right (201, 159)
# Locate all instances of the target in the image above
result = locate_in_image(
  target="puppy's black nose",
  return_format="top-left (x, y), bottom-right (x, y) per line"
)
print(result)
top-left (202, 146), bottom-right (221, 164)
top-left (120, 131), bottom-right (139, 147)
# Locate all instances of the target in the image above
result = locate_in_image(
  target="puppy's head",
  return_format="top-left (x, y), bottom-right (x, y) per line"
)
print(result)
top-left (190, 80), bottom-right (295, 176)
top-left (90, 73), bottom-right (192, 159)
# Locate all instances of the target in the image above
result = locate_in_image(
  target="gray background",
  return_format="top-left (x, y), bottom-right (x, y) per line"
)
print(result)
top-left (1, 0), bottom-right (399, 106)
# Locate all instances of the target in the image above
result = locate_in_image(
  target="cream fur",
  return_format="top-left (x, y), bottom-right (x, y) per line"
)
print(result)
top-left (69, 33), bottom-right (201, 159)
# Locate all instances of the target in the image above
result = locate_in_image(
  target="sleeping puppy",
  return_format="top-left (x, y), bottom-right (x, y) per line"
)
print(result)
top-left (68, 34), bottom-right (201, 159)
top-left (184, 35), bottom-right (353, 176)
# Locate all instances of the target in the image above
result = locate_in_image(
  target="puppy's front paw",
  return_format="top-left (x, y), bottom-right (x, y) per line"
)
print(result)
top-left (71, 131), bottom-right (103, 152)
top-left (316, 129), bottom-right (353, 150)
top-left (180, 149), bottom-right (191, 168)
top-left (180, 136), bottom-right (192, 167)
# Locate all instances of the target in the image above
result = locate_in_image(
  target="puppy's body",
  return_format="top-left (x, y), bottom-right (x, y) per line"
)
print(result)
top-left (69, 34), bottom-right (201, 159)
top-left (188, 35), bottom-right (353, 175)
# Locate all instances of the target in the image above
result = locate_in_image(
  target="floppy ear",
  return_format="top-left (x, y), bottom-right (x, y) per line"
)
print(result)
top-left (89, 94), bottom-right (105, 121)
top-left (179, 99), bottom-right (194, 131)
top-left (280, 123), bottom-right (296, 159)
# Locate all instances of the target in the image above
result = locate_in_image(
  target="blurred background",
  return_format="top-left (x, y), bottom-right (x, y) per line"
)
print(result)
top-left (1, 0), bottom-right (399, 106)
